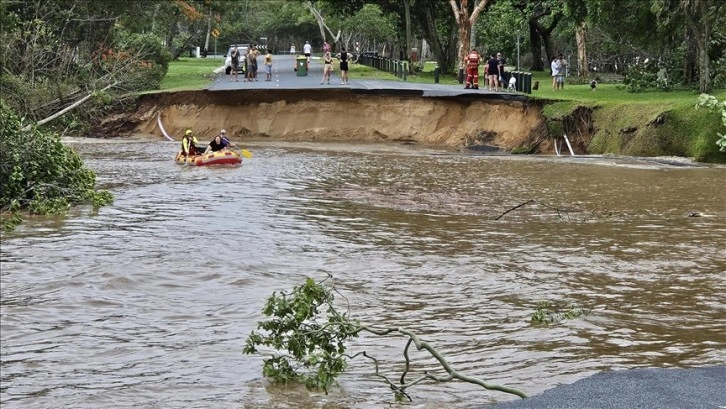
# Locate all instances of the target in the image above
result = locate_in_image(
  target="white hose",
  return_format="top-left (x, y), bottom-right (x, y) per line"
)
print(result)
top-left (157, 113), bottom-right (175, 142)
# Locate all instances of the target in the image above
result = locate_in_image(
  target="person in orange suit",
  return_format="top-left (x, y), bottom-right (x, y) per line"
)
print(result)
top-left (464, 49), bottom-right (481, 90)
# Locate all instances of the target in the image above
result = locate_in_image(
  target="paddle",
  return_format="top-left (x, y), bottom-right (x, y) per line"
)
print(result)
top-left (231, 146), bottom-right (252, 158)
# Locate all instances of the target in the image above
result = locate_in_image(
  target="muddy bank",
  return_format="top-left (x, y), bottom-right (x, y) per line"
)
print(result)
top-left (124, 90), bottom-right (549, 151)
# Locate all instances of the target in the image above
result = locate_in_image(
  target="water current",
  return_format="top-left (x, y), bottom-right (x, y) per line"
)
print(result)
top-left (1, 139), bottom-right (725, 409)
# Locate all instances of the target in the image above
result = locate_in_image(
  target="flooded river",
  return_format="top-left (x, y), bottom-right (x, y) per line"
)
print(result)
top-left (1, 140), bottom-right (725, 409)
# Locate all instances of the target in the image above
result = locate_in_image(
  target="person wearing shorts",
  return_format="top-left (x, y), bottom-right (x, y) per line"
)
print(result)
top-left (321, 50), bottom-right (333, 85)
top-left (230, 46), bottom-right (240, 82)
top-left (486, 54), bottom-right (499, 90)
top-left (303, 41), bottom-right (312, 67)
top-left (551, 56), bottom-right (560, 91)
top-left (339, 47), bottom-right (349, 85)
top-left (556, 54), bottom-right (567, 90)
top-left (264, 49), bottom-right (272, 81)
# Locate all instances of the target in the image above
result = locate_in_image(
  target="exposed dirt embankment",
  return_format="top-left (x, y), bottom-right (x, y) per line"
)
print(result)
top-left (129, 90), bottom-right (549, 150)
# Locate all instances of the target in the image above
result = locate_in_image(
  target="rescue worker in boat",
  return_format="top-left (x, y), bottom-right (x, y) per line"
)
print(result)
top-left (204, 133), bottom-right (229, 154)
top-left (464, 48), bottom-right (481, 90)
top-left (180, 129), bottom-right (201, 158)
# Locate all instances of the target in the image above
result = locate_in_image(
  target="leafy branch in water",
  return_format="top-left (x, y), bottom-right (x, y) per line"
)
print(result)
top-left (243, 275), bottom-right (528, 401)
top-left (531, 301), bottom-right (588, 324)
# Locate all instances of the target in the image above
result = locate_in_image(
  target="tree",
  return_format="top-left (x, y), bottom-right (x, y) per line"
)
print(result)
top-left (244, 275), bottom-right (528, 401)
top-left (449, 0), bottom-right (491, 70)
top-left (652, 0), bottom-right (723, 93)
top-left (1, 0), bottom-right (171, 128)
top-left (564, 0), bottom-right (589, 76)
top-left (525, 1), bottom-right (564, 71)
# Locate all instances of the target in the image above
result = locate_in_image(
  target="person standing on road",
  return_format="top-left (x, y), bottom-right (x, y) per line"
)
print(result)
top-left (339, 47), bottom-right (350, 85)
top-left (230, 46), bottom-right (240, 82)
top-left (290, 44), bottom-right (296, 55)
top-left (464, 48), bottom-right (481, 89)
top-left (245, 47), bottom-right (255, 82)
top-left (264, 49), bottom-right (273, 81)
top-left (250, 45), bottom-right (259, 81)
top-left (321, 48), bottom-right (333, 85)
top-left (303, 41), bottom-right (312, 62)
top-left (486, 53), bottom-right (500, 90)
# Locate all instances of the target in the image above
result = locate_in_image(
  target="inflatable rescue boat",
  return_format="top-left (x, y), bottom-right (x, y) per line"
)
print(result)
top-left (175, 150), bottom-right (242, 166)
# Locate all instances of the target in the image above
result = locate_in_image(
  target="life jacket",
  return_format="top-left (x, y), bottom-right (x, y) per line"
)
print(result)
top-left (467, 52), bottom-right (480, 68)
top-left (181, 135), bottom-right (197, 155)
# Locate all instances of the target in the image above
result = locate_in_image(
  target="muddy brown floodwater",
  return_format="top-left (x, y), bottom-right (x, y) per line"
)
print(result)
top-left (1, 139), bottom-right (725, 409)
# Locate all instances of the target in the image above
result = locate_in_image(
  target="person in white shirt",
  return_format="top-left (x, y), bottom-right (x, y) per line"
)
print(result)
top-left (551, 57), bottom-right (560, 91)
top-left (303, 41), bottom-right (312, 63)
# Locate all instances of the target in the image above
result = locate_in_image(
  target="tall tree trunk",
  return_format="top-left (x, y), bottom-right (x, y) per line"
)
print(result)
top-left (449, 0), bottom-right (490, 70)
top-left (404, 0), bottom-right (413, 71)
top-left (306, 1), bottom-right (327, 42)
top-left (575, 20), bottom-right (588, 76)
top-left (690, 0), bottom-right (712, 93)
top-left (528, 19), bottom-right (543, 70)
top-left (204, 10), bottom-right (212, 53)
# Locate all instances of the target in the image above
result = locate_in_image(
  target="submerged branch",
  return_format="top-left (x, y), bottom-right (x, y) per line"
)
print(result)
top-left (359, 325), bottom-right (528, 399)
top-left (494, 199), bottom-right (535, 220)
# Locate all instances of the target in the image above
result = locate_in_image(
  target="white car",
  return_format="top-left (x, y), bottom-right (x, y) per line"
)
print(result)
top-left (224, 44), bottom-right (249, 75)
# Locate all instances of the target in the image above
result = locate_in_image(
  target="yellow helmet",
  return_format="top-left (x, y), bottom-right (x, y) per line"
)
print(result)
top-left (185, 129), bottom-right (192, 135)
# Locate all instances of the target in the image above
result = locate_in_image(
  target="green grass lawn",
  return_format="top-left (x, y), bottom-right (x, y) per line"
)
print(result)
top-left (158, 57), bottom-right (224, 91)
top-left (351, 61), bottom-right (726, 108)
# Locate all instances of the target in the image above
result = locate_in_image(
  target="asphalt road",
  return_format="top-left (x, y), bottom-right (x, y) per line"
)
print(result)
top-left (207, 54), bottom-right (527, 101)
top-left (476, 366), bottom-right (726, 409)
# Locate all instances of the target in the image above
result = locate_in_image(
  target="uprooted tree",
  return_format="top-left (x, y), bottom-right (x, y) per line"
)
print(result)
top-left (243, 275), bottom-right (528, 402)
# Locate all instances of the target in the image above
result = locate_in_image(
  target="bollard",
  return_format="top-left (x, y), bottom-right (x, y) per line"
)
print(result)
top-left (524, 73), bottom-right (531, 94)
top-left (403, 62), bottom-right (407, 81)
top-left (434, 66), bottom-right (440, 83)
top-left (458, 68), bottom-right (464, 84)
top-left (516, 71), bottom-right (523, 92)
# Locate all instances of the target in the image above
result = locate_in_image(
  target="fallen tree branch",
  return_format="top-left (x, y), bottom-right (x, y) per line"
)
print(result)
top-left (494, 199), bottom-right (536, 220)
top-left (245, 276), bottom-right (528, 401)
top-left (21, 82), bottom-right (118, 132)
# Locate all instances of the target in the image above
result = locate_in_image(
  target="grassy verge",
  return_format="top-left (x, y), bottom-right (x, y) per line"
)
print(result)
top-left (158, 57), bottom-right (223, 91)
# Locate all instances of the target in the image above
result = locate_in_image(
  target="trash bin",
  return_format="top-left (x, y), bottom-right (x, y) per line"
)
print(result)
top-left (296, 56), bottom-right (308, 76)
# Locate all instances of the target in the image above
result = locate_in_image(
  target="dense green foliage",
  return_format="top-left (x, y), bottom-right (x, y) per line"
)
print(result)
top-left (0, 100), bottom-right (112, 231)
top-left (695, 94), bottom-right (726, 152)
top-left (0, 0), bottom-right (171, 128)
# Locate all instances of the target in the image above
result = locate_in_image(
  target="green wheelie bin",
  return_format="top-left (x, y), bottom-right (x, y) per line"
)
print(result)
top-left (296, 56), bottom-right (308, 76)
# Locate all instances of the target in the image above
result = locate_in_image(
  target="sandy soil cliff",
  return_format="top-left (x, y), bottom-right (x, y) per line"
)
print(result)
top-left (128, 90), bottom-right (548, 150)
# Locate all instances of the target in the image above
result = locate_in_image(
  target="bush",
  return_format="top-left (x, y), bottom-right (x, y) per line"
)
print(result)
top-left (114, 31), bottom-right (172, 90)
top-left (0, 100), bottom-right (113, 231)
